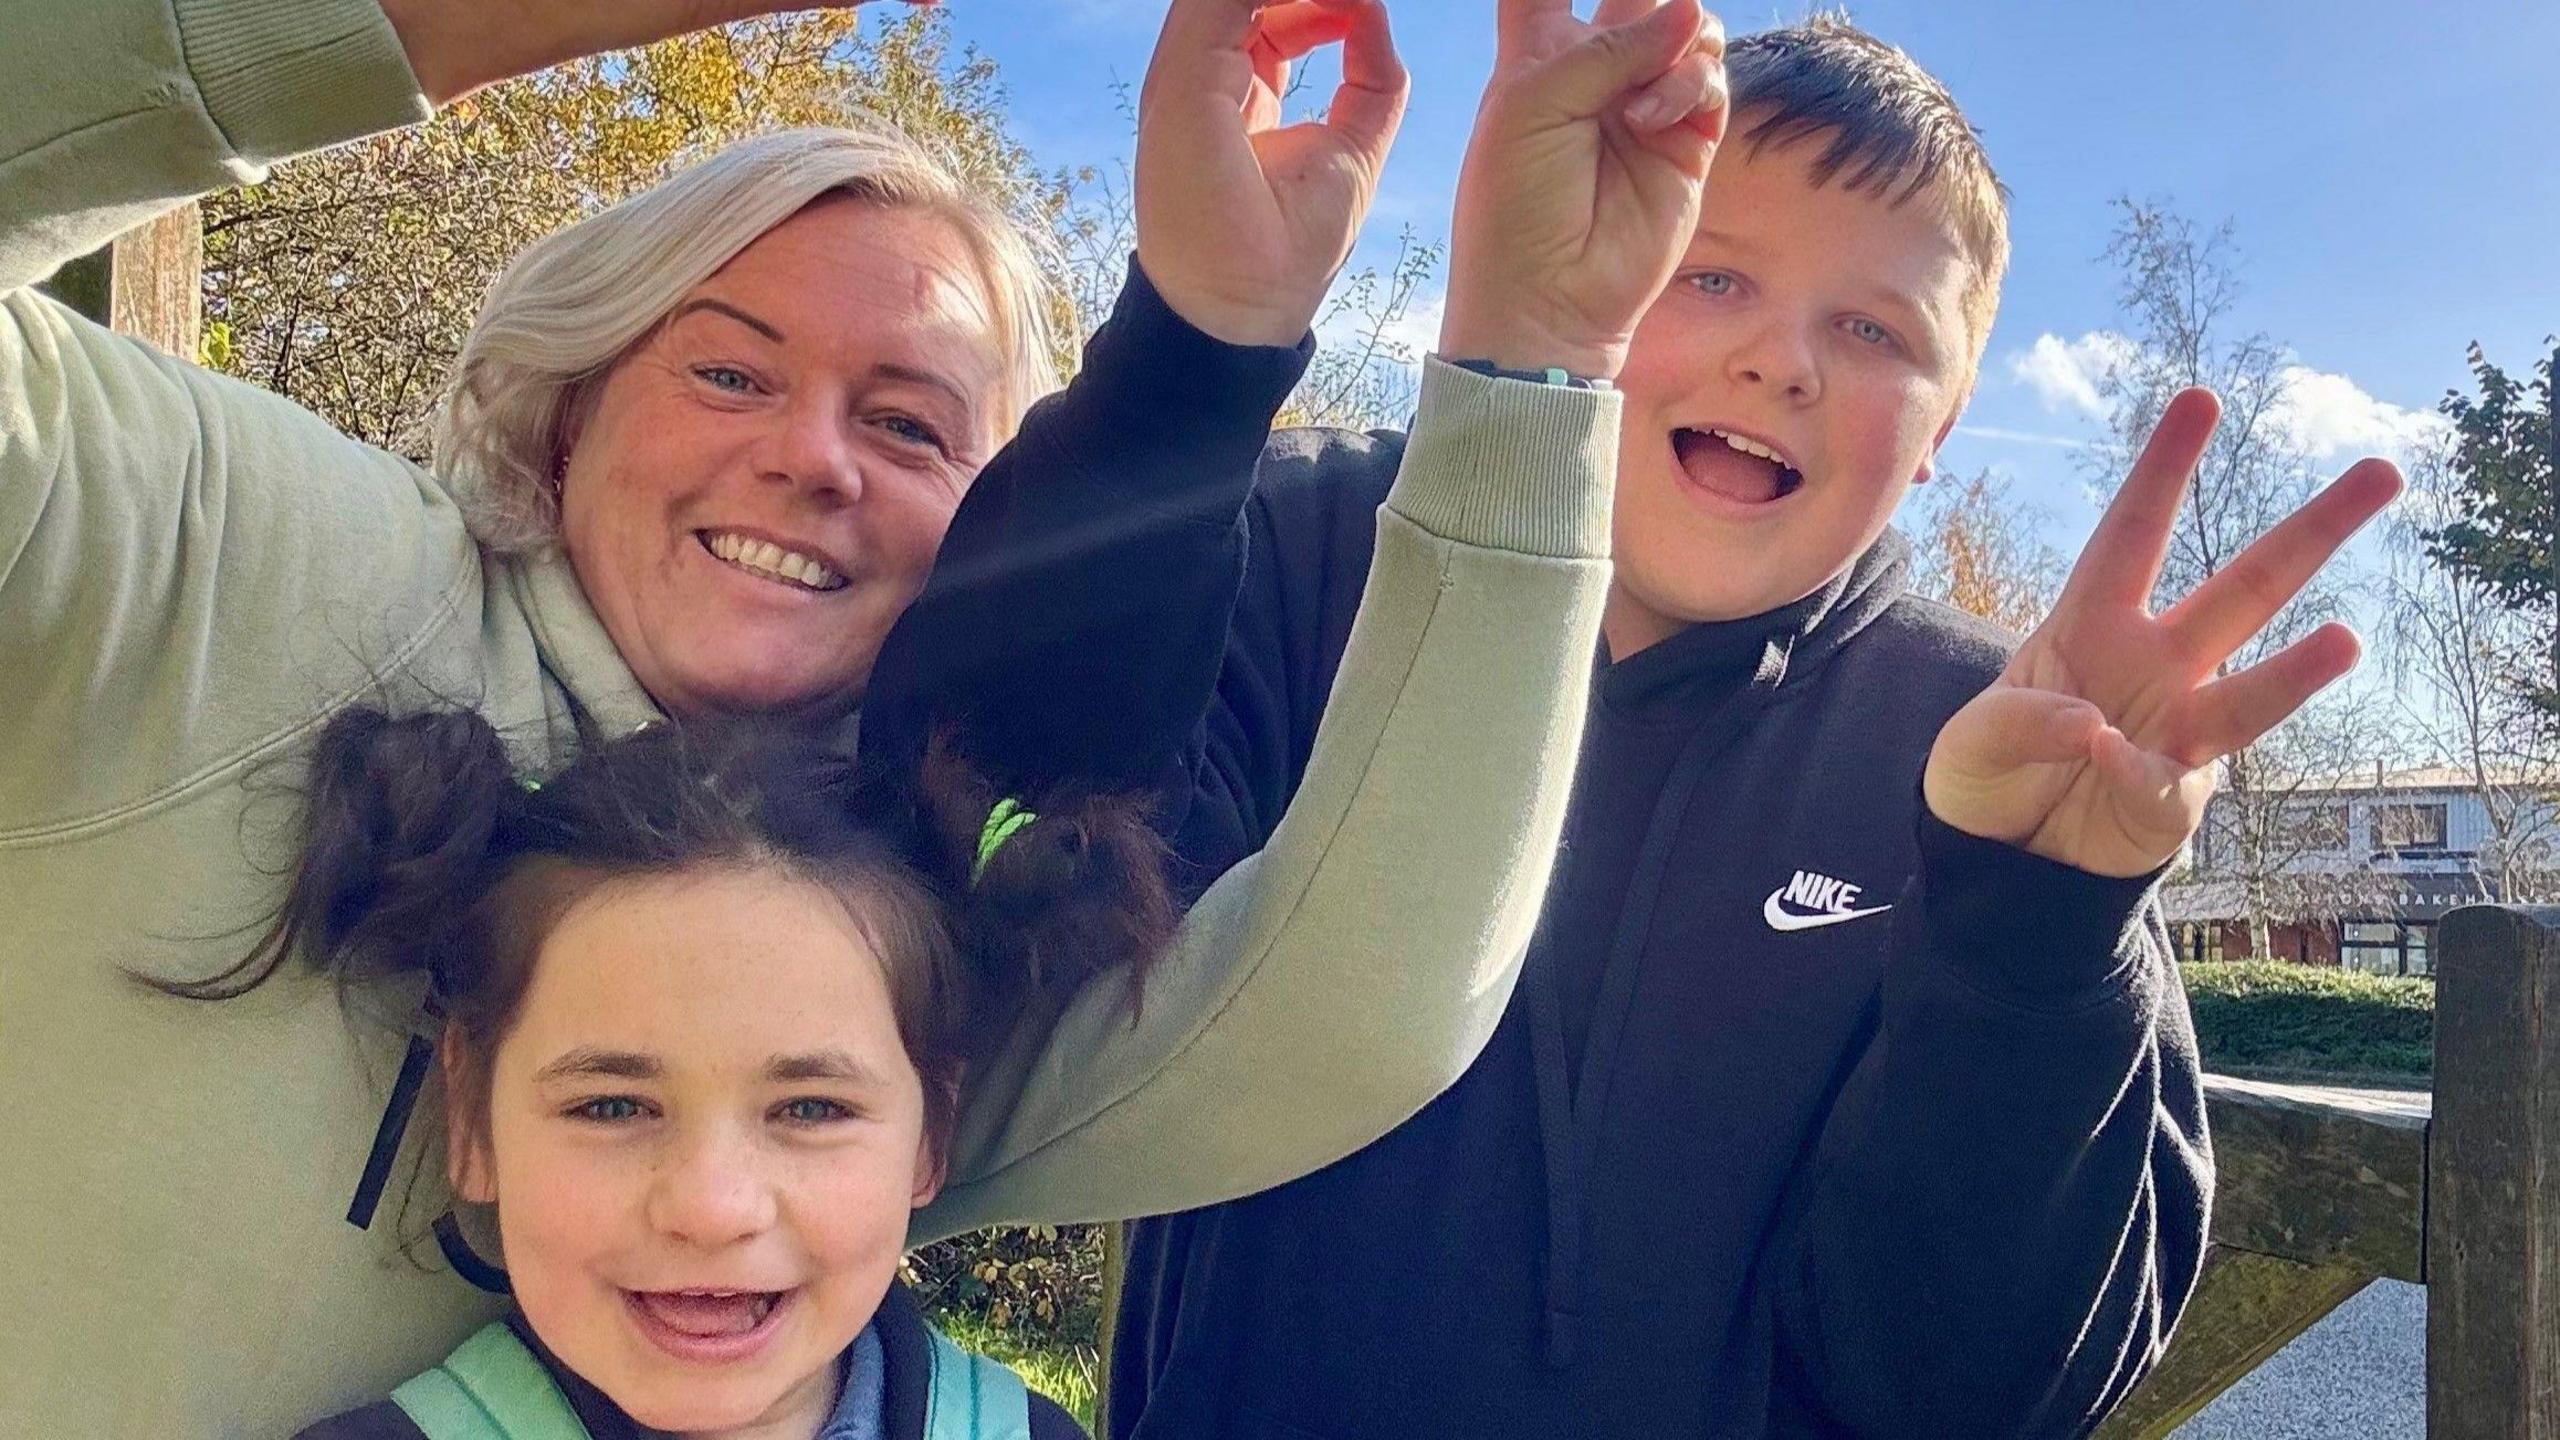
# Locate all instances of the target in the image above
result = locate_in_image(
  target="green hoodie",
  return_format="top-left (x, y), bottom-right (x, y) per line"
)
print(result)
top-left (0, 2), bottom-right (1620, 1434)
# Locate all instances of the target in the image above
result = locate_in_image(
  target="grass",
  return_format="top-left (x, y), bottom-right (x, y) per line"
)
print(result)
top-left (934, 1308), bottom-right (1101, 1431)
top-left (2180, 961), bottom-right (2435, 1079)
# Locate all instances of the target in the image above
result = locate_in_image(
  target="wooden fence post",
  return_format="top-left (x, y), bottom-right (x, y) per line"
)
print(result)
top-left (35, 205), bottom-right (202, 360)
top-left (1095, 1222), bottom-right (1126, 1438)
top-left (2430, 904), bottom-right (2560, 1438)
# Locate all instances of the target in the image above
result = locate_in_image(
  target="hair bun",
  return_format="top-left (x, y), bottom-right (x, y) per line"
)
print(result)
top-left (917, 735), bottom-right (1178, 1040)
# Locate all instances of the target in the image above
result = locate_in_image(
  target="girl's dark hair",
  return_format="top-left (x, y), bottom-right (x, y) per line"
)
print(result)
top-left (151, 708), bottom-right (1176, 1159)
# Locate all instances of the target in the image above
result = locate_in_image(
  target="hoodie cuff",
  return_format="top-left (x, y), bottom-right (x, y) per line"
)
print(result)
top-left (176, 0), bottom-right (430, 164)
top-left (1384, 358), bottom-right (1620, 561)
top-left (1072, 256), bottom-right (1313, 443)
top-left (1917, 803), bottom-right (2167, 1010)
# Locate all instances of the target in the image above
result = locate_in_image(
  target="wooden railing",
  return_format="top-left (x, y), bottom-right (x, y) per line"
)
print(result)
top-left (35, 206), bottom-right (201, 360)
top-left (2100, 904), bottom-right (2558, 1438)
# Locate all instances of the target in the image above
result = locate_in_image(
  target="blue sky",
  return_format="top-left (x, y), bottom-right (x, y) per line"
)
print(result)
top-left (903, 0), bottom-right (2560, 546)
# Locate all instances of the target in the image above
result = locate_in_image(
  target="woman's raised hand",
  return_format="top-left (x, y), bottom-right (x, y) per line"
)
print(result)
top-left (1136, 0), bottom-right (1410, 346)
top-left (1923, 389), bottom-right (2404, 878)
top-left (379, 1), bottom-right (929, 106)
top-left (1438, 0), bottom-right (1729, 379)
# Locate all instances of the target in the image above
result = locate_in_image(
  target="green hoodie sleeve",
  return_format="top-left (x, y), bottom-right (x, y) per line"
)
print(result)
top-left (0, 0), bottom-right (488, 835)
top-left (918, 360), bottom-right (1618, 1240)
top-left (0, 0), bottom-right (427, 295)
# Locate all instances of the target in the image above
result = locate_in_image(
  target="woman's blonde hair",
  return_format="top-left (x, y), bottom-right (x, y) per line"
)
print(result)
top-left (434, 123), bottom-right (1066, 554)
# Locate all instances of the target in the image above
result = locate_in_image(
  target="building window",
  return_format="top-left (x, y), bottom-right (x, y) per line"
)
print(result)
top-left (2342, 920), bottom-right (2402, 975)
top-left (2339, 919), bottom-right (2435, 977)
top-left (2372, 802), bottom-right (2448, 853)
top-left (2287, 802), bottom-right (2351, 851)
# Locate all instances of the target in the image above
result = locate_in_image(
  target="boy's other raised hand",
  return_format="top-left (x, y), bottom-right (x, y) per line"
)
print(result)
top-left (1137, 0), bottom-right (1409, 347)
top-left (1923, 388), bottom-right (2405, 879)
top-left (1437, 0), bottom-right (1729, 380)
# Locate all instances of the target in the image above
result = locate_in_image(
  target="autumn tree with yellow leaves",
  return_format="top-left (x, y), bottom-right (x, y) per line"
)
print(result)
top-left (1907, 468), bottom-right (2066, 636)
top-left (200, 11), bottom-right (1066, 452)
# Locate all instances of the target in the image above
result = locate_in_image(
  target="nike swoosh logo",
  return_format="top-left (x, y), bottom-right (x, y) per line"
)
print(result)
top-left (1763, 889), bottom-right (1895, 932)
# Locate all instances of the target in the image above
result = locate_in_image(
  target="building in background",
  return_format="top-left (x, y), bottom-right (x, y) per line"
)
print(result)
top-left (2164, 766), bottom-right (2560, 977)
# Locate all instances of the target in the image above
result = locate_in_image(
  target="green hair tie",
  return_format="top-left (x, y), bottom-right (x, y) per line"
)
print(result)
top-left (973, 797), bottom-right (1038, 884)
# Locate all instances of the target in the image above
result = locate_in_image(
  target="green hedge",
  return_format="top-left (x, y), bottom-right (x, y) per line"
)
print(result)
top-left (2179, 961), bottom-right (2435, 1077)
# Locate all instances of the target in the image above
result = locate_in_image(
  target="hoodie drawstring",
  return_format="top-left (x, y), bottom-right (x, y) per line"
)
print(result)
top-left (1526, 633), bottom-right (1796, 1370)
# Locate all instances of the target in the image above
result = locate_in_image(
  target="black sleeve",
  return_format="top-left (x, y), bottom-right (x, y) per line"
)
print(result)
top-left (292, 1401), bottom-right (429, 1440)
top-left (1028, 1388), bottom-right (1094, 1440)
top-left (1773, 807), bottom-right (2213, 1438)
top-left (1162, 425), bottom-right (1402, 898)
top-left (859, 258), bottom-right (1311, 812)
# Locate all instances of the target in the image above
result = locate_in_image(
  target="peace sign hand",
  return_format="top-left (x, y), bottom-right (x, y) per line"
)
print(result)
top-left (1923, 389), bottom-right (2405, 879)
top-left (1138, 0), bottom-right (1410, 346)
top-left (1438, 0), bottom-right (1730, 379)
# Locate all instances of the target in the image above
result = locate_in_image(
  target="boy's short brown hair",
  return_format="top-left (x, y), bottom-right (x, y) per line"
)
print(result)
top-left (1727, 15), bottom-right (2010, 375)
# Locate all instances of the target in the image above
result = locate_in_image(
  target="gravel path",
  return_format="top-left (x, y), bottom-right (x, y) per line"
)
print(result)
top-left (2173, 1278), bottom-right (2426, 1439)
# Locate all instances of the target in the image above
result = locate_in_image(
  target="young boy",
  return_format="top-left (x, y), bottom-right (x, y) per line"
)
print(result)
top-left (1109, 12), bottom-right (2394, 1439)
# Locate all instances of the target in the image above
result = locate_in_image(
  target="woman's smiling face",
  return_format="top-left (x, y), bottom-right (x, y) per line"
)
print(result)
top-left (558, 196), bottom-right (1008, 719)
top-left (450, 866), bottom-right (943, 1437)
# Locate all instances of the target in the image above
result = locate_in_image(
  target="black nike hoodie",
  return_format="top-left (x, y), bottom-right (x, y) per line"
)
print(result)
top-left (1111, 424), bottom-right (2213, 1440)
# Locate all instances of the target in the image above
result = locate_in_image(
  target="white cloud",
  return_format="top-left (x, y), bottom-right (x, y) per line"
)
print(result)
top-left (1379, 291), bottom-right (1445, 361)
top-left (1953, 424), bottom-right (2085, 449)
top-left (2268, 365), bottom-right (2449, 462)
top-left (2009, 330), bottom-right (2137, 418)
top-left (1315, 287), bottom-right (1443, 367)
top-left (2006, 329), bottom-right (2446, 464)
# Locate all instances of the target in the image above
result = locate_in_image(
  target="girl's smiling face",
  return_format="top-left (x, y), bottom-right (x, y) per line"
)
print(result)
top-left (449, 866), bottom-right (943, 1438)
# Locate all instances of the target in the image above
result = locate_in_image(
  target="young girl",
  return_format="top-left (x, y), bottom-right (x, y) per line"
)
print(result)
top-left (185, 707), bottom-right (1164, 1439)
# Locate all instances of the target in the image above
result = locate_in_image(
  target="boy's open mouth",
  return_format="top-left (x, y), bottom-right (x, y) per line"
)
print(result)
top-left (1672, 427), bottom-right (1804, 505)
top-left (625, 1287), bottom-right (793, 1356)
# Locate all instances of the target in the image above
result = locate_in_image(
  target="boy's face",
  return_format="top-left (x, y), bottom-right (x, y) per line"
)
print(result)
top-left (1605, 132), bottom-right (1982, 654)
top-left (452, 868), bottom-right (942, 1436)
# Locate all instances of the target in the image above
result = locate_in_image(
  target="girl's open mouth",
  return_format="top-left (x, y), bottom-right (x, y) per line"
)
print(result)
top-left (623, 1287), bottom-right (795, 1363)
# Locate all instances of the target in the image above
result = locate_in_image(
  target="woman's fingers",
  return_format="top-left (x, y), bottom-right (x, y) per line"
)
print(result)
top-left (2057, 387), bottom-right (2220, 615)
top-left (388, 0), bottom-right (845, 103)
top-left (2159, 457), bottom-right (2402, 669)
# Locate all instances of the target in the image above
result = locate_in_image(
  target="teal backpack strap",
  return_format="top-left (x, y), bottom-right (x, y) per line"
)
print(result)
top-left (921, 1327), bottom-right (1034, 1440)
top-left (390, 1322), bottom-right (596, 1440)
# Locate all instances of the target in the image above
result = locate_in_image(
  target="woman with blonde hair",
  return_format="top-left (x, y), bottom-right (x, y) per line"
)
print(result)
top-left (0, 0), bottom-right (1706, 1433)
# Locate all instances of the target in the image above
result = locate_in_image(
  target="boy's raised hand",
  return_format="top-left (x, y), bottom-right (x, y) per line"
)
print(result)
top-left (1438, 0), bottom-right (1729, 378)
top-left (1137, 0), bottom-right (1409, 346)
top-left (1923, 389), bottom-right (2405, 878)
